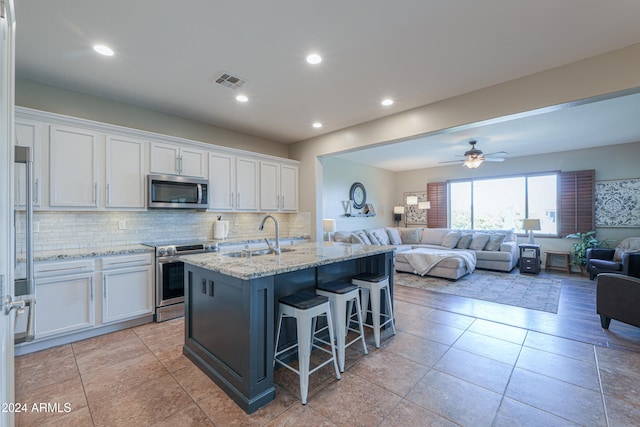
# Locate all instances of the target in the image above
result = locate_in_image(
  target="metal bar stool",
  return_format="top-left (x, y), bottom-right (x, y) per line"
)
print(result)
top-left (352, 273), bottom-right (396, 348)
top-left (273, 291), bottom-right (341, 404)
top-left (316, 281), bottom-right (368, 372)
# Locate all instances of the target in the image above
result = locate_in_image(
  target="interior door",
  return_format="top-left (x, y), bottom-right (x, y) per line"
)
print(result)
top-left (1, 1), bottom-right (17, 426)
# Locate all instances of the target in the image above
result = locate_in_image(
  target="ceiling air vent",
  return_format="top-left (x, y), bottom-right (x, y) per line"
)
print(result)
top-left (212, 72), bottom-right (247, 90)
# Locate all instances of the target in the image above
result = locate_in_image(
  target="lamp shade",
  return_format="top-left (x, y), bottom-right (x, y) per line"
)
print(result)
top-left (393, 206), bottom-right (405, 214)
top-left (406, 196), bottom-right (418, 205)
top-left (522, 218), bottom-right (541, 231)
top-left (322, 219), bottom-right (337, 233)
top-left (418, 201), bottom-right (431, 210)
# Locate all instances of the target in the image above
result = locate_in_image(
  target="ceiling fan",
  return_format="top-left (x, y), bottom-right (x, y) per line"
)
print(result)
top-left (439, 140), bottom-right (507, 169)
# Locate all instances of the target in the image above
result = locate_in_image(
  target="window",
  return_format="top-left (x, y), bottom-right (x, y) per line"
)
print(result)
top-left (449, 173), bottom-right (558, 235)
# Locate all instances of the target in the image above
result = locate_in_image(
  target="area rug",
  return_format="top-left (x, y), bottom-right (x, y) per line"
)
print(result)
top-left (395, 270), bottom-right (562, 313)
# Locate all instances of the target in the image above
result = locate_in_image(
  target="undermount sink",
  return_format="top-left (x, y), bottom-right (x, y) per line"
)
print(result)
top-left (223, 247), bottom-right (295, 258)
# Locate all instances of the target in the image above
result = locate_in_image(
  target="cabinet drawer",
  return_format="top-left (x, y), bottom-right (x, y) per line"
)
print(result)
top-left (101, 253), bottom-right (152, 270)
top-left (35, 259), bottom-right (94, 278)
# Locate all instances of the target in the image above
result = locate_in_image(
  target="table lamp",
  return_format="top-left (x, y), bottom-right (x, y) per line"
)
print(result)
top-left (322, 219), bottom-right (336, 241)
top-left (522, 218), bottom-right (541, 244)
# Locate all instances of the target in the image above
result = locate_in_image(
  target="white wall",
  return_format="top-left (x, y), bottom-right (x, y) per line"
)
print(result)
top-left (321, 157), bottom-right (396, 233)
top-left (395, 141), bottom-right (640, 265)
top-left (15, 78), bottom-right (289, 158)
top-left (290, 43), bottom-right (640, 240)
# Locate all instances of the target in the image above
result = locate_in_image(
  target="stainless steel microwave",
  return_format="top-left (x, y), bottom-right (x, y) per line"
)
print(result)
top-left (147, 174), bottom-right (209, 209)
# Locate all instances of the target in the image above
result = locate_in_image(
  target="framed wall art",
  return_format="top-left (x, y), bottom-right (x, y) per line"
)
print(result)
top-left (595, 178), bottom-right (640, 227)
top-left (403, 191), bottom-right (427, 225)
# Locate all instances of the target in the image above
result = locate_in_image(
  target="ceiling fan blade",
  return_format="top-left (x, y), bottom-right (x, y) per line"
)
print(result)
top-left (484, 151), bottom-right (508, 156)
top-left (438, 159), bottom-right (464, 164)
top-left (484, 157), bottom-right (505, 162)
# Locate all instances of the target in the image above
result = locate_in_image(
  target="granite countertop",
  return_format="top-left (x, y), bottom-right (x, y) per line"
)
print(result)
top-left (33, 244), bottom-right (153, 262)
top-left (180, 241), bottom-right (396, 280)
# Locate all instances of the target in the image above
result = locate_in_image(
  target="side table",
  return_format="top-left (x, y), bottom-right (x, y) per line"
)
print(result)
top-left (519, 244), bottom-right (541, 274)
top-left (545, 250), bottom-right (572, 274)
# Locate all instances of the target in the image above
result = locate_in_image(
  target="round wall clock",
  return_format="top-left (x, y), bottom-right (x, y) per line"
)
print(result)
top-left (349, 182), bottom-right (367, 209)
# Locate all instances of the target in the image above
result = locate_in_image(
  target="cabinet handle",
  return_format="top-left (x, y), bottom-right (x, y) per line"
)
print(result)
top-left (230, 192), bottom-right (233, 207)
top-left (208, 280), bottom-right (215, 297)
top-left (281, 195), bottom-right (285, 209)
top-left (106, 184), bottom-right (111, 206)
top-left (103, 276), bottom-right (107, 298)
top-left (276, 195), bottom-right (279, 208)
top-left (178, 155), bottom-right (184, 174)
top-left (201, 279), bottom-right (207, 294)
top-left (237, 192), bottom-right (240, 208)
top-left (90, 277), bottom-right (94, 301)
top-left (34, 178), bottom-right (39, 205)
top-left (94, 183), bottom-right (99, 207)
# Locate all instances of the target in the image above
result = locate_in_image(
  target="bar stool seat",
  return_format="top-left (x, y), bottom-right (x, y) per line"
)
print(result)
top-left (352, 273), bottom-right (396, 348)
top-left (274, 291), bottom-right (341, 404)
top-left (316, 281), bottom-right (368, 372)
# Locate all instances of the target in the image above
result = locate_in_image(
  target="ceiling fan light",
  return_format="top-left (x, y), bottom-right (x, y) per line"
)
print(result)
top-left (463, 157), bottom-right (483, 169)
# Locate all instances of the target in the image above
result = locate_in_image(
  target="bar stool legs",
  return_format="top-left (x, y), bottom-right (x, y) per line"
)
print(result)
top-left (273, 292), bottom-right (341, 404)
top-left (353, 273), bottom-right (396, 348)
top-left (316, 282), bottom-right (368, 372)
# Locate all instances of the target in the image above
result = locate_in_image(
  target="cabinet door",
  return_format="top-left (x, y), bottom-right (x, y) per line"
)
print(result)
top-left (149, 141), bottom-right (180, 175)
top-left (209, 152), bottom-right (235, 210)
top-left (106, 135), bottom-right (147, 208)
top-left (260, 161), bottom-right (279, 211)
top-left (14, 119), bottom-right (43, 208)
top-left (35, 273), bottom-right (95, 339)
top-left (236, 157), bottom-right (259, 210)
top-left (49, 125), bottom-right (101, 207)
top-left (102, 265), bottom-right (154, 323)
top-left (179, 146), bottom-right (206, 178)
top-left (280, 164), bottom-right (298, 211)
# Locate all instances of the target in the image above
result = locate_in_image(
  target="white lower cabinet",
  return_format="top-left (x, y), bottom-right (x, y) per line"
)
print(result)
top-left (33, 259), bottom-right (96, 340)
top-left (100, 254), bottom-right (154, 324)
top-left (26, 253), bottom-right (153, 346)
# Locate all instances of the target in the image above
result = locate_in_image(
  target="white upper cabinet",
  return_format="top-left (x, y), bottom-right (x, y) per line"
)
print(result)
top-left (14, 119), bottom-right (43, 208)
top-left (280, 164), bottom-right (298, 211)
top-left (209, 152), bottom-right (235, 210)
top-left (150, 141), bottom-right (206, 178)
top-left (260, 161), bottom-right (298, 211)
top-left (49, 125), bottom-right (102, 208)
top-left (209, 153), bottom-right (259, 211)
top-left (105, 135), bottom-right (147, 209)
top-left (235, 157), bottom-right (259, 210)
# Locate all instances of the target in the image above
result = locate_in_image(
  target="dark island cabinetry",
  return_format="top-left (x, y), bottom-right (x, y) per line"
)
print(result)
top-left (182, 245), bottom-right (395, 413)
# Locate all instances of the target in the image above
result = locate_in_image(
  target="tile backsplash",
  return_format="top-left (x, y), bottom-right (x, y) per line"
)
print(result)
top-left (17, 210), bottom-right (310, 252)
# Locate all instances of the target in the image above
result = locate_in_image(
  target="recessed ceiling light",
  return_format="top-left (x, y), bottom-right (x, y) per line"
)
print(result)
top-left (306, 54), bottom-right (322, 65)
top-left (312, 122), bottom-right (322, 128)
top-left (93, 44), bottom-right (114, 56)
top-left (236, 95), bottom-right (249, 103)
top-left (381, 98), bottom-right (394, 106)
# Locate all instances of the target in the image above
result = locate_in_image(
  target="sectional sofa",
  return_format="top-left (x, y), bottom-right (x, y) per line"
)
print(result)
top-left (333, 227), bottom-right (518, 280)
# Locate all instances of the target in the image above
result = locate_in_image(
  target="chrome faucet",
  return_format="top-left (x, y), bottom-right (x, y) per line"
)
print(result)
top-left (259, 215), bottom-right (281, 255)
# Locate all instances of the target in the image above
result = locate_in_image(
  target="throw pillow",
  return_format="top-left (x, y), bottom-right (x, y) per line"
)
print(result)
top-left (469, 233), bottom-right (491, 250)
top-left (351, 231), bottom-right (372, 245)
top-left (399, 228), bottom-right (421, 244)
top-left (484, 234), bottom-right (506, 251)
top-left (614, 237), bottom-right (640, 261)
top-left (456, 233), bottom-right (473, 249)
top-left (365, 230), bottom-right (381, 245)
top-left (386, 227), bottom-right (403, 245)
top-left (333, 231), bottom-right (353, 243)
top-left (372, 229), bottom-right (391, 245)
top-left (441, 231), bottom-right (462, 249)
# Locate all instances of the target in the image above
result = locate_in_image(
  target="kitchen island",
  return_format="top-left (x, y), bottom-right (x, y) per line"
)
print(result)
top-left (180, 241), bottom-right (396, 413)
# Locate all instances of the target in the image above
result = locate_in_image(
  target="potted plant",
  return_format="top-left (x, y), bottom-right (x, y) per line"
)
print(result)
top-left (566, 231), bottom-right (609, 275)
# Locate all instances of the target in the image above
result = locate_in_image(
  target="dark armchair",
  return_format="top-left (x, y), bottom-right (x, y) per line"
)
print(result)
top-left (586, 237), bottom-right (640, 280)
top-left (596, 273), bottom-right (640, 329)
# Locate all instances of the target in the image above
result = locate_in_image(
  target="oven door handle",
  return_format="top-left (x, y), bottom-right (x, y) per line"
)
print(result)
top-left (197, 184), bottom-right (203, 204)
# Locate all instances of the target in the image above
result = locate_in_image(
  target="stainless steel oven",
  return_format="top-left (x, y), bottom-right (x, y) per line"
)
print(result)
top-left (147, 242), bottom-right (217, 322)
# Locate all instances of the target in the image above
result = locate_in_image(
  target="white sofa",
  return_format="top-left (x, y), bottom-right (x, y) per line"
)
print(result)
top-left (334, 227), bottom-right (518, 280)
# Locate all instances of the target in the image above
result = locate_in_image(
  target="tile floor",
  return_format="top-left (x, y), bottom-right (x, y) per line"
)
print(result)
top-left (14, 275), bottom-right (640, 426)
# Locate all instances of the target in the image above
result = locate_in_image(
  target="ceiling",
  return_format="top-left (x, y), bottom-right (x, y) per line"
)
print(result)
top-left (14, 1), bottom-right (640, 164)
